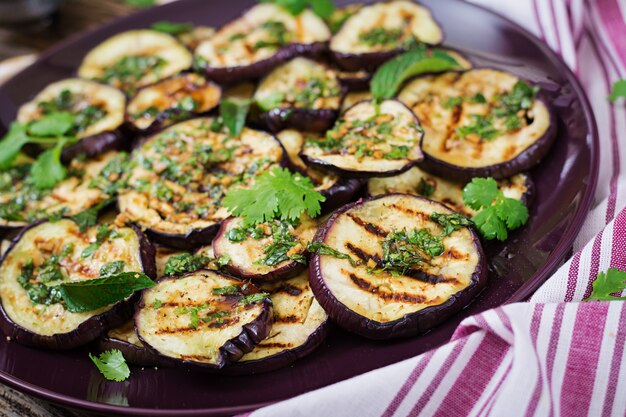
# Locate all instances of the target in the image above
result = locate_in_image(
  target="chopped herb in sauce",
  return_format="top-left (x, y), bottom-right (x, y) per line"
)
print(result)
top-left (163, 252), bottom-right (229, 275)
top-left (98, 55), bottom-right (167, 93)
top-left (379, 228), bottom-right (444, 276)
top-left (429, 212), bottom-right (473, 236)
top-left (37, 89), bottom-right (107, 135)
top-left (416, 177), bottom-right (436, 198)
top-left (359, 28), bottom-right (404, 47)
top-left (253, 20), bottom-right (290, 50)
top-left (456, 114), bottom-right (500, 141)
top-left (307, 241), bottom-right (358, 266)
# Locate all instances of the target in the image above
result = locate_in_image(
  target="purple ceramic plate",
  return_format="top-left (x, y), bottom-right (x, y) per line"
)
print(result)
top-left (0, 0), bottom-right (598, 415)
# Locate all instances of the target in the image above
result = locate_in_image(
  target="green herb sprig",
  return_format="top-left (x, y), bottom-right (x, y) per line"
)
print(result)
top-left (89, 349), bottom-right (130, 382)
top-left (462, 177), bottom-right (529, 241)
top-left (584, 268), bottom-right (626, 301)
top-left (609, 79), bottom-right (626, 102)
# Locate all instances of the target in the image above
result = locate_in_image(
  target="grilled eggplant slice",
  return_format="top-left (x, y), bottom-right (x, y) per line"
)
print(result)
top-left (368, 168), bottom-right (534, 216)
top-left (117, 118), bottom-right (285, 249)
top-left (126, 73), bottom-right (221, 133)
top-left (95, 320), bottom-right (166, 367)
top-left (276, 130), bottom-right (363, 213)
top-left (178, 26), bottom-right (215, 50)
top-left (78, 30), bottom-right (193, 95)
top-left (0, 219), bottom-right (156, 349)
top-left (310, 194), bottom-right (487, 339)
top-left (330, 1), bottom-right (443, 71)
top-left (398, 69), bottom-right (557, 181)
top-left (223, 270), bottom-right (328, 375)
top-left (300, 99), bottom-right (424, 178)
top-left (0, 151), bottom-right (127, 232)
top-left (326, 4), bottom-right (363, 34)
top-left (135, 270), bottom-right (273, 370)
top-left (17, 78), bottom-right (127, 162)
top-left (194, 4), bottom-right (331, 83)
top-left (213, 215), bottom-right (317, 281)
top-left (254, 58), bottom-right (342, 133)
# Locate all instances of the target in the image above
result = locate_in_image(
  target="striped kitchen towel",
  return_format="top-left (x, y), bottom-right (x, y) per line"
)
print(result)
top-left (241, 0), bottom-right (626, 416)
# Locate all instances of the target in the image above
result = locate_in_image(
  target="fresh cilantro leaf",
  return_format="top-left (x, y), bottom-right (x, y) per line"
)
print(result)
top-left (0, 122), bottom-right (30, 170)
top-left (222, 167), bottom-right (325, 226)
top-left (57, 272), bottom-right (155, 313)
top-left (150, 21), bottom-right (193, 35)
top-left (371, 46), bottom-right (461, 100)
top-left (472, 208), bottom-right (507, 241)
top-left (29, 138), bottom-right (67, 189)
top-left (608, 79), bottom-right (626, 102)
top-left (89, 350), bottom-right (130, 382)
top-left (220, 98), bottom-right (250, 137)
top-left (28, 112), bottom-right (74, 137)
top-left (69, 198), bottom-right (114, 232)
top-left (463, 178), bottom-right (499, 210)
top-left (496, 198), bottom-right (529, 229)
top-left (462, 177), bottom-right (529, 241)
top-left (584, 268), bottom-right (626, 301)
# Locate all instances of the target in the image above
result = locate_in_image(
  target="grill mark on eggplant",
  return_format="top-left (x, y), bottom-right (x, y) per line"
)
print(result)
top-left (180, 354), bottom-right (214, 361)
top-left (346, 213), bottom-right (388, 237)
top-left (344, 243), bottom-right (443, 284)
top-left (274, 314), bottom-right (301, 324)
top-left (257, 341), bottom-right (293, 349)
top-left (346, 271), bottom-right (427, 304)
top-left (386, 203), bottom-right (431, 222)
top-left (153, 316), bottom-right (240, 334)
top-left (272, 284), bottom-right (304, 296)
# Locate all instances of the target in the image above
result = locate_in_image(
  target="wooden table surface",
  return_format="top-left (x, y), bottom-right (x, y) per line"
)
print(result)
top-left (0, 2), bottom-right (152, 415)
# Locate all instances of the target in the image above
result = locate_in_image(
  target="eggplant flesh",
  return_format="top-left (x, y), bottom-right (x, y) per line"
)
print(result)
top-left (368, 168), bottom-right (534, 216)
top-left (17, 78), bottom-right (127, 159)
top-left (309, 194), bottom-right (487, 339)
top-left (0, 219), bottom-right (154, 349)
top-left (0, 151), bottom-right (124, 229)
top-left (224, 270), bottom-right (328, 374)
top-left (78, 30), bottom-right (193, 94)
top-left (117, 118), bottom-right (285, 249)
top-left (212, 215), bottom-right (318, 281)
top-left (300, 99), bottom-right (424, 178)
top-left (177, 26), bottom-right (216, 50)
top-left (254, 58), bottom-right (341, 132)
top-left (126, 73), bottom-right (222, 132)
top-left (398, 69), bottom-right (555, 181)
top-left (194, 4), bottom-right (331, 82)
top-left (330, 1), bottom-right (443, 71)
top-left (135, 270), bottom-right (273, 369)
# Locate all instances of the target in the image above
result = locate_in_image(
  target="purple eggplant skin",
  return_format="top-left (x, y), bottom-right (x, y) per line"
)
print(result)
top-left (220, 317), bottom-right (330, 376)
top-left (299, 99), bottom-right (425, 179)
top-left (308, 194), bottom-right (488, 340)
top-left (259, 108), bottom-right (338, 134)
top-left (212, 217), bottom-right (306, 282)
top-left (135, 271), bottom-right (274, 371)
top-left (198, 42), bottom-right (328, 85)
top-left (144, 224), bottom-right (221, 251)
top-left (332, 49), bottom-right (400, 73)
top-left (418, 94), bottom-right (558, 183)
top-left (60, 127), bottom-right (130, 164)
top-left (320, 178), bottom-right (365, 214)
top-left (0, 220), bottom-right (157, 350)
top-left (124, 72), bottom-right (222, 136)
top-left (94, 332), bottom-right (168, 368)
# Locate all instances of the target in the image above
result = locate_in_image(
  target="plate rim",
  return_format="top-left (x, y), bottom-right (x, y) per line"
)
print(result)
top-left (0, 0), bottom-right (599, 415)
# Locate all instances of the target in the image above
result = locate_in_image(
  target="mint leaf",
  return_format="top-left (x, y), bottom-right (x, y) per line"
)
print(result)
top-left (0, 122), bottom-right (30, 170)
top-left (462, 178), bottom-right (499, 210)
top-left (89, 350), bottom-right (130, 382)
top-left (608, 80), bottom-right (626, 102)
top-left (371, 47), bottom-right (461, 100)
top-left (310, 0), bottom-right (335, 18)
top-left (28, 112), bottom-right (74, 137)
top-left (57, 272), bottom-right (155, 313)
top-left (220, 98), bottom-right (250, 137)
top-left (584, 268), bottom-right (626, 301)
top-left (151, 21), bottom-right (193, 35)
top-left (29, 138), bottom-right (67, 189)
